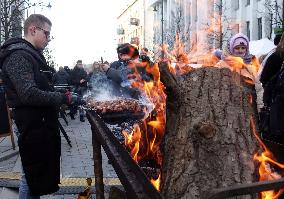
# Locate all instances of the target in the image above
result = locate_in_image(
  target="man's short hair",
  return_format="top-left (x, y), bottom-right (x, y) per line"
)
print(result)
top-left (77, 60), bottom-right (83, 64)
top-left (24, 14), bottom-right (52, 36)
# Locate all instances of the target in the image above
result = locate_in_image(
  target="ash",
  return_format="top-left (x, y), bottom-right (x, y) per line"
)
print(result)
top-left (105, 119), bottom-right (140, 143)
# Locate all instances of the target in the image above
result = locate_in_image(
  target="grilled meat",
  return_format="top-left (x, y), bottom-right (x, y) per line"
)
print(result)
top-left (87, 97), bottom-right (144, 114)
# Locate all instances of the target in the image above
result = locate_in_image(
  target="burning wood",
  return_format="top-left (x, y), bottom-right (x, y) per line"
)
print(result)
top-left (159, 62), bottom-right (261, 198)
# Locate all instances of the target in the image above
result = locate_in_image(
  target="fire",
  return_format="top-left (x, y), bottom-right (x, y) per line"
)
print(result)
top-left (250, 116), bottom-right (284, 198)
top-left (122, 124), bottom-right (141, 162)
top-left (122, 60), bottom-right (166, 191)
top-left (151, 174), bottom-right (161, 191)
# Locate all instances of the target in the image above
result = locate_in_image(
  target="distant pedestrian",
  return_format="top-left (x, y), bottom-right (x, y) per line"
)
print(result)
top-left (0, 14), bottom-right (74, 198)
top-left (70, 60), bottom-right (87, 122)
top-left (71, 60), bottom-right (88, 94)
top-left (52, 66), bottom-right (70, 85)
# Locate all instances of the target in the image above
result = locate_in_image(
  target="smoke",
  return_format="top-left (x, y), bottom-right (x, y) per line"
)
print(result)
top-left (86, 71), bottom-right (118, 101)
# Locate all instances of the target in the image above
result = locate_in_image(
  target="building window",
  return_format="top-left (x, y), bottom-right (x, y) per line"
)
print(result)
top-left (235, 0), bottom-right (239, 10)
top-left (233, 24), bottom-right (240, 34)
top-left (246, 0), bottom-right (250, 6)
top-left (257, 18), bottom-right (262, 39)
top-left (246, 21), bottom-right (250, 40)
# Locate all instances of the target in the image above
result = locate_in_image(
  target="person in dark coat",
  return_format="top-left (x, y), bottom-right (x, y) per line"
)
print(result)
top-left (102, 43), bottom-right (140, 98)
top-left (258, 31), bottom-right (284, 163)
top-left (52, 66), bottom-right (70, 85)
top-left (0, 14), bottom-right (73, 198)
top-left (70, 60), bottom-right (87, 121)
top-left (71, 60), bottom-right (87, 89)
top-left (260, 29), bottom-right (283, 86)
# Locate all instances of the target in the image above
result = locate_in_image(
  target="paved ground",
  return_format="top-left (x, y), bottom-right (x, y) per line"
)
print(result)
top-left (0, 113), bottom-right (121, 198)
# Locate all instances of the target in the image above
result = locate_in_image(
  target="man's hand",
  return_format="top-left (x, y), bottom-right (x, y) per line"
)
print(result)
top-left (80, 79), bottom-right (85, 84)
top-left (101, 64), bottom-right (110, 72)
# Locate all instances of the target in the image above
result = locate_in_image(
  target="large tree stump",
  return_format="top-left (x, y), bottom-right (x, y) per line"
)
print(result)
top-left (159, 63), bottom-right (260, 199)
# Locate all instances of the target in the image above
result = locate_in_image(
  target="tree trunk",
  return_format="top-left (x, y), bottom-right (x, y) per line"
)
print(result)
top-left (159, 63), bottom-right (260, 199)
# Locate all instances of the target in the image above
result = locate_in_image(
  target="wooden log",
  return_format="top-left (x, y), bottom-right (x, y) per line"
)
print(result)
top-left (159, 62), bottom-right (260, 199)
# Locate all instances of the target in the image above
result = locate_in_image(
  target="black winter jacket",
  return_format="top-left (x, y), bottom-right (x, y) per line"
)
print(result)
top-left (0, 38), bottom-right (64, 107)
top-left (53, 70), bottom-right (70, 84)
top-left (260, 49), bottom-right (283, 87)
top-left (71, 66), bottom-right (88, 87)
top-left (0, 38), bottom-right (63, 195)
top-left (106, 60), bottom-right (140, 98)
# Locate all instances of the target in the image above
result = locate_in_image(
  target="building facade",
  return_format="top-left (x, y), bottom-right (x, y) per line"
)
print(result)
top-left (117, 0), bottom-right (283, 53)
top-left (117, 0), bottom-right (145, 49)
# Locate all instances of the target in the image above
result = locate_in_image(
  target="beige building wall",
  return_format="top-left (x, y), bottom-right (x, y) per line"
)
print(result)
top-left (117, 0), bottom-right (283, 53)
top-left (117, 0), bottom-right (145, 49)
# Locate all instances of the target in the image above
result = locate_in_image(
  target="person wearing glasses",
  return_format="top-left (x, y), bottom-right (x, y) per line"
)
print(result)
top-left (0, 14), bottom-right (74, 198)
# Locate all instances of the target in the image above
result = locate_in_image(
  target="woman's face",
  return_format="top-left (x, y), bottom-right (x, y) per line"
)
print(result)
top-left (233, 45), bottom-right (247, 57)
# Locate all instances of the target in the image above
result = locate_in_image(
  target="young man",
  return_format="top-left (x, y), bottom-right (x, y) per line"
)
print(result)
top-left (0, 14), bottom-right (73, 198)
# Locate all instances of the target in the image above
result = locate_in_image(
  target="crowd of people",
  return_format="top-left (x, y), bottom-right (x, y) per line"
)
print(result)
top-left (1, 13), bottom-right (284, 198)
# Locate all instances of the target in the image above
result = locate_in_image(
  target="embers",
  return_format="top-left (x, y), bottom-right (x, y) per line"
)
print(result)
top-left (140, 158), bottom-right (161, 180)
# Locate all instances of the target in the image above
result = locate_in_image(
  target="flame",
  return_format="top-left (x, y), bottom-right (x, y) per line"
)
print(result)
top-left (122, 124), bottom-right (141, 162)
top-left (121, 60), bottom-right (166, 191)
top-left (151, 174), bottom-right (161, 191)
top-left (121, 6), bottom-right (263, 191)
top-left (250, 116), bottom-right (284, 198)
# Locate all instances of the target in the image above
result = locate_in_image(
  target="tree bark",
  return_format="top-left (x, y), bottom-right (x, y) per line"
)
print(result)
top-left (159, 63), bottom-right (260, 199)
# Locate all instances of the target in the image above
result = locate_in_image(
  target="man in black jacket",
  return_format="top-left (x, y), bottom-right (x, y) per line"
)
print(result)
top-left (71, 60), bottom-right (88, 92)
top-left (52, 66), bottom-right (70, 85)
top-left (0, 14), bottom-right (73, 198)
top-left (70, 60), bottom-right (87, 121)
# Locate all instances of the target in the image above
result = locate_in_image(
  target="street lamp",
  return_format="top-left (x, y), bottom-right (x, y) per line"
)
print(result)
top-left (46, 2), bottom-right (52, 9)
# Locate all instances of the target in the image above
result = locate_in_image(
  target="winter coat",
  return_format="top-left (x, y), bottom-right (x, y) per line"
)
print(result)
top-left (106, 60), bottom-right (139, 98)
top-left (53, 70), bottom-right (70, 85)
top-left (0, 37), bottom-right (64, 196)
top-left (107, 60), bottom-right (132, 84)
top-left (70, 66), bottom-right (88, 87)
top-left (260, 48), bottom-right (283, 87)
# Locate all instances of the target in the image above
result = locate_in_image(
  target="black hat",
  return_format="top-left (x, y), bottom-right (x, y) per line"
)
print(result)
top-left (117, 43), bottom-right (132, 54)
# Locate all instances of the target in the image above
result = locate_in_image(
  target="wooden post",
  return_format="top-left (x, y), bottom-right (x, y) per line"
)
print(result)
top-left (0, 79), bottom-right (15, 149)
top-left (91, 126), bottom-right (105, 199)
top-left (7, 106), bottom-right (15, 150)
